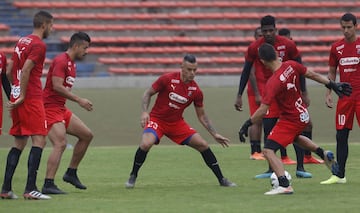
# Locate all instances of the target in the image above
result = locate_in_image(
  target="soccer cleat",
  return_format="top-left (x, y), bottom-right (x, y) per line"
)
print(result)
top-left (23, 190), bottom-right (51, 200)
top-left (63, 173), bottom-right (87, 190)
top-left (296, 170), bottom-right (312, 178)
top-left (0, 190), bottom-right (18, 199)
top-left (320, 175), bottom-right (347, 184)
top-left (219, 178), bottom-right (237, 187)
top-left (281, 156), bottom-right (296, 165)
top-left (250, 152), bottom-right (265, 160)
top-left (264, 186), bottom-right (294, 195)
top-left (323, 150), bottom-right (339, 175)
top-left (304, 155), bottom-right (324, 164)
top-left (125, 175), bottom-right (137, 189)
top-left (254, 172), bottom-right (272, 179)
top-left (42, 184), bottom-right (67, 194)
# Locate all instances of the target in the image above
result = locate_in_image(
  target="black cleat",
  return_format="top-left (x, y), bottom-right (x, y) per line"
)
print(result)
top-left (63, 173), bottom-right (87, 190)
top-left (219, 178), bottom-right (237, 187)
top-left (125, 175), bottom-right (137, 189)
top-left (42, 184), bottom-right (67, 194)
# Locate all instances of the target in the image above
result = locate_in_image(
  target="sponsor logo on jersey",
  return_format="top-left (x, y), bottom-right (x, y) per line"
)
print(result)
top-left (339, 57), bottom-right (360, 66)
top-left (279, 66), bottom-right (294, 82)
top-left (344, 68), bottom-right (356, 73)
top-left (336, 44), bottom-right (344, 51)
top-left (187, 86), bottom-right (197, 90)
top-left (171, 79), bottom-right (180, 84)
top-left (277, 45), bottom-right (285, 50)
top-left (168, 102), bottom-right (180, 109)
top-left (169, 92), bottom-right (188, 104)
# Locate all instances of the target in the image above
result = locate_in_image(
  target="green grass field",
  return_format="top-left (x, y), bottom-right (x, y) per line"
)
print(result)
top-left (1, 86), bottom-right (360, 212)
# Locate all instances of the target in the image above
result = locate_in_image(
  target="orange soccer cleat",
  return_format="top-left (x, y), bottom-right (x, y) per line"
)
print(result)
top-left (304, 155), bottom-right (324, 164)
top-left (281, 156), bottom-right (296, 165)
top-left (250, 152), bottom-right (265, 160)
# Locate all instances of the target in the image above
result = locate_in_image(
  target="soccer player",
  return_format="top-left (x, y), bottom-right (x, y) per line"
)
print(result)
top-left (247, 27), bottom-right (265, 160)
top-left (278, 28), bottom-right (324, 165)
top-left (41, 32), bottom-right (93, 194)
top-left (125, 54), bottom-right (236, 188)
top-left (239, 43), bottom-right (351, 195)
top-left (0, 11), bottom-right (53, 200)
top-left (0, 52), bottom-right (11, 135)
top-left (234, 15), bottom-right (312, 178)
top-left (321, 12), bottom-right (359, 184)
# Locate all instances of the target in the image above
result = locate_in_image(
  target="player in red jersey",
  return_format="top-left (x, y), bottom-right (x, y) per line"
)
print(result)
top-left (125, 54), bottom-right (236, 188)
top-left (321, 12), bottom-right (360, 184)
top-left (0, 52), bottom-right (11, 135)
top-left (239, 43), bottom-right (351, 195)
top-left (41, 32), bottom-right (93, 194)
top-left (0, 11), bottom-right (53, 200)
top-left (235, 15), bottom-right (312, 178)
top-left (278, 28), bottom-right (324, 165)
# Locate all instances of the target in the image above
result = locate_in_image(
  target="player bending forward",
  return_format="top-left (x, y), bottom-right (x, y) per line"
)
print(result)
top-left (239, 43), bottom-right (352, 195)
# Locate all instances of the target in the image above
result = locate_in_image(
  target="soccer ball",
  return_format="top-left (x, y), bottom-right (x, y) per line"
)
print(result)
top-left (270, 171), bottom-right (292, 188)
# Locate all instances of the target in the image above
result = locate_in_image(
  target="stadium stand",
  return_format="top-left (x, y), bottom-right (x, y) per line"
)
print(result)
top-left (1, 0), bottom-right (357, 76)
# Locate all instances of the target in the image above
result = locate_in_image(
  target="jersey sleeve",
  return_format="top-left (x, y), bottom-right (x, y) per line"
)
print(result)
top-left (328, 44), bottom-right (338, 67)
top-left (28, 43), bottom-right (46, 65)
top-left (288, 40), bottom-right (301, 59)
top-left (245, 42), bottom-right (257, 63)
top-left (51, 57), bottom-right (67, 79)
top-left (151, 74), bottom-right (166, 92)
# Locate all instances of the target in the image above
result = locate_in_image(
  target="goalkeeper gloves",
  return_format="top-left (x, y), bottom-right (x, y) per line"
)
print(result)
top-left (238, 119), bottom-right (252, 143)
top-left (325, 80), bottom-right (352, 98)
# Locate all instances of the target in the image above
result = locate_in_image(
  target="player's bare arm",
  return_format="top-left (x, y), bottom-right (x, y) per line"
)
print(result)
top-left (195, 106), bottom-right (230, 147)
top-left (52, 76), bottom-right (93, 111)
top-left (140, 87), bottom-right (156, 127)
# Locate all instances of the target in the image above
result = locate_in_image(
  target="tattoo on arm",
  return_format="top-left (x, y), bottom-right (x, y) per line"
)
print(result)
top-left (203, 114), bottom-right (217, 135)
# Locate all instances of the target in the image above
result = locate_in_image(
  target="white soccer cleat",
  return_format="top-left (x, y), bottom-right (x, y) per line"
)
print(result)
top-left (23, 190), bottom-right (51, 200)
top-left (264, 186), bottom-right (294, 195)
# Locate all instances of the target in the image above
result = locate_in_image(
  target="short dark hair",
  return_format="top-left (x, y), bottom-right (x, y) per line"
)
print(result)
top-left (183, 54), bottom-right (196, 63)
top-left (261, 15), bottom-right (276, 27)
top-left (278, 28), bottom-right (291, 36)
top-left (341, 13), bottom-right (357, 25)
top-left (258, 43), bottom-right (277, 61)
top-left (69, 32), bottom-right (91, 47)
top-left (33, 10), bottom-right (53, 28)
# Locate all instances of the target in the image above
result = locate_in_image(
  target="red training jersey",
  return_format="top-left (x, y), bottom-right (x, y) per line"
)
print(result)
top-left (43, 52), bottom-right (76, 108)
top-left (329, 37), bottom-right (360, 100)
top-left (150, 72), bottom-right (203, 123)
top-left (262, 61), bottom-right (309, 124)
top-left (10, 34), bottom-right (46, 101)
top-left (245, 35), bottom-right (300, 96)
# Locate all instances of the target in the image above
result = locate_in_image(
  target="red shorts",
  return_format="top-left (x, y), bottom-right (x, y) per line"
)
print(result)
top-left (45, 107), bottom-right (72, 131)
top-left (144, 117), bottom-right (197, 145)
top-left (335, 99), bottom-right (360, 130)
top-left (267, 119), bottom-right (307, 148)
top-left (10, 99), bottom-right (47, 136)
